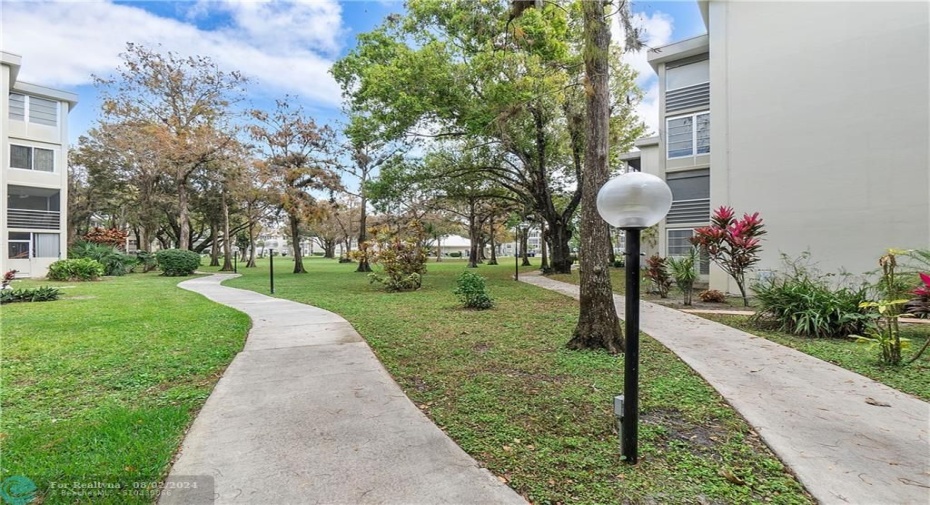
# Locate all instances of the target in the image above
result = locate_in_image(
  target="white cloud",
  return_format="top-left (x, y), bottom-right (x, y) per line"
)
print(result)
top-left (614, 10), bottom-right (675, 136)
top-left (1, 0), bottom-right (344, 108)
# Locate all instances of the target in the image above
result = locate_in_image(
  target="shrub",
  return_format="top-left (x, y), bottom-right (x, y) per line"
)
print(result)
top-left (612, 259), bottom-right (625, 268)
top-left (449, 251), bottom-right (463, 258)
top-left (906, 272), bottom-right (930, 319)
top-left (70, 241), bottom-right (137, 276)
top-left (750, 255), bottom-right (869, 338)
top-left (644, 255), bottom-right (672, 298)
top-left (47, 258), bottom-right (105, 281)
top-left (82, 227), bottom-right (129, 249)
top-left (692, 206), bottom-right (766, 306)
top-left (1, 286), bottom-right (60, 304)
top-left (454, 271), bottom-right (494, 310)
top-left (668, 248), bottom-right (698, 306)
top-left (2, 270), bottom-right (17, 289)
top-left (135, 251), bottom-right (158, 273)
top-left (155, 249), bottom-right (202, 277)
top-left (699, 289), bottom-right (726, 303)
top-left (354, 222), bottom-right (428, 292)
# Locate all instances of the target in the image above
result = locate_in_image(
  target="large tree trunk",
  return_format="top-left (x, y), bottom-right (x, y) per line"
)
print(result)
top-left (323, 238), bottom-right (336, 259)
top-left (289, 215), bottom-right (307, 273)
top-left (568, 0), bottom-right (623, 353)
top-left (521, 230), bottom-right (531, 266)
top-left (487, 215), bottom-right (498, 265)
top-left (540, 223), bottom-right (549, 271)
top-left (356, 193), bottom-right (372, 272)
top-left (246, 222), bottom-right (257, 267)
top-left (220, 189), bottom-right (234, 272)
top-left (467, 201), bottom-right (480, 268)
top-left (546, 219), bottom-right (572, 273)
top-left (209, 224), bottom-right (221, 266)
top-left (178, 180), bottom-right (190, 250)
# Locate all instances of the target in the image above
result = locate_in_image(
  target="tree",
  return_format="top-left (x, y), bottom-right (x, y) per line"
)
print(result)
top-left (94, 43), bottom-right (247, 250)
top-left (692, 206), bottom-right (767, 306)
top-left (341, 115), bottom-right (405, 272)
top-left (567, 0), bottom-right (623, 352)
top-left (249, 100), bottom-right (342, 274)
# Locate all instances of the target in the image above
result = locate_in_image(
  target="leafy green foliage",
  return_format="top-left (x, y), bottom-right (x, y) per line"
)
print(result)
top-left (751, 255), bottom-right (868, 338)
top-left (70, 241), bottom-right (137, 276)
top-left (668, 248), bottom-right (698, 306)
top-left (356, 223), bottom-right (427, 292)
top-left (155, 249), bottom-right (202, 277)
top-left (852, 251), bottom-right (910, 365)
top-left (454, 271), bottom-right (494, 310)
top-left (699, 290), bottom-right (727, 303)
top-left (47, 258), bottom-right (105, 281)
top-left (0, 286), bottom-right (60, 304)
top-left (644, 255), bottom-right (672, 298)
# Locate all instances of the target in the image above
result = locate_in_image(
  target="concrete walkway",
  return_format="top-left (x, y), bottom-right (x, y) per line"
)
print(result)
top-left (160, 274), bottom-right (526, 505)
top-left (521, 274), bottom-right (930, 505)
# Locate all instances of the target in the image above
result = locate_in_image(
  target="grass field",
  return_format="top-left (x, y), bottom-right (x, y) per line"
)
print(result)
top-left (0, 273), bottom-right (249, 504)
top-left (220, 257), bottom-right (811, 504)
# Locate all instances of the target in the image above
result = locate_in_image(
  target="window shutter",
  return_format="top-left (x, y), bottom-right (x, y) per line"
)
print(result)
top-left (9, 93), bottom-right (25, 120)
top-left (28, 96), bottom-right (58, 126)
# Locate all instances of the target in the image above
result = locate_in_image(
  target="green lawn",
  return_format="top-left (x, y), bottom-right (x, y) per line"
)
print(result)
top-left (0, 273), bottom-right (250, 504)
top-left (220, 258), bottom-right (811, 504)
top-left (698, 314), bottom-right (930, 401)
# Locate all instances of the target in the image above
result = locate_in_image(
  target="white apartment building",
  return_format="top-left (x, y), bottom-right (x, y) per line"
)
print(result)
top-left (625, 1), bottom-right (929, 292)
top-left (2, 52), bottom-right (78, 278)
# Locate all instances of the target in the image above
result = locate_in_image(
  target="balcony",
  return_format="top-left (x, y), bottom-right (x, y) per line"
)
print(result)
top-left (6, 209), bottom-right (60, 230)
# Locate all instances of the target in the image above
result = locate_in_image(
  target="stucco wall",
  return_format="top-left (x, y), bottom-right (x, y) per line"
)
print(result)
top-left (709, 1), bottom-right (930, 290)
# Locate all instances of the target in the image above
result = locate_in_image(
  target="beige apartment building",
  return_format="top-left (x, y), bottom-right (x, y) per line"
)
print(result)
top-left (1, 51), bottom-right (78, 278)
top-left (625, 1), bottom-right (930, 292)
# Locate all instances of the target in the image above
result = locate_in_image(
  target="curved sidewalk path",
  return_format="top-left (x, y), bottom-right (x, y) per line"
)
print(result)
top-left (522, 274), bottom-right (930, 505)
top-left (160, 274), bottom-right (526, 505)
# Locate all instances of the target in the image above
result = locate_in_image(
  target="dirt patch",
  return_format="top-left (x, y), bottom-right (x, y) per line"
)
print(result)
top-left (641, 407), bottom-right (725, 451)
top-left (472, 342), bottom-right (493, 354)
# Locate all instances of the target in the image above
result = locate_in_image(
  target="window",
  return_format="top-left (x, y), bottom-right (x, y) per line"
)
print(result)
top-left (9, 93), bottom-right (25, 120)
top-left (8, 93), bottom-right (58, 126)
top-left (8, 232), bottom-right (31, 259)
top-left (9, 145), bottom-right (54, 172)
top-left (34, 233), bottom-right (60, 258)
top-left (667, 112), bottom-right (710, 159)
top-left (666, 169), bottom-right (710, 225)
top-left (667, 229), bottom-right (710, 275)
top-left (666, 57), bottom-right (709, 91)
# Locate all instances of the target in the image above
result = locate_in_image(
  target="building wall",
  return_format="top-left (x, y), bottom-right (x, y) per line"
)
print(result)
top-left (2, 53), bottom-right (76, 278)
top-left (708, 1), bottom-right (930, 291)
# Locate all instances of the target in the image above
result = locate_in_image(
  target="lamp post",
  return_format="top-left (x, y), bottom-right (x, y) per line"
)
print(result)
top-left (266, 239), bottom-right (279, 294)
top-left (596, 172), bottom-right (672, 464)
top-left (231, 246), bottom-right (239, 274)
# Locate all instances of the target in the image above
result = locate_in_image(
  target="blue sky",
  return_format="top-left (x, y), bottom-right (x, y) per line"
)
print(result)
top-left (1, 1), bottom-right (705, 144)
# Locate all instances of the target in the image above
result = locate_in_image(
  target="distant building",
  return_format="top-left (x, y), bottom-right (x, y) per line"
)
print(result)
top-left (624, 1), bottom-right (929, 292)
top-left (2, 51), bottom-right (78, 278)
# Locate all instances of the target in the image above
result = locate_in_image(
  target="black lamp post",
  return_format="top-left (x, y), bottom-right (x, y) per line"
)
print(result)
top-left (231, 246), bottom-right (239, 274)
top-left (596, 172), bottom-right (672, 464)
top-left (266, 239), bottom-right (279, 294)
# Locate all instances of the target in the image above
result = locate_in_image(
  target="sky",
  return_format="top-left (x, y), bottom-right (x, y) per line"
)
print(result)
top-left (1, 0), bottom-right (706, 145)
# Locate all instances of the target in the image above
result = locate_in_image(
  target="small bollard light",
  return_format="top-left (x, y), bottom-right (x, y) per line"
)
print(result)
top-left (266, 239), bottom-right (279, 294)
top-left (614, 395), bottom-right (625, 443)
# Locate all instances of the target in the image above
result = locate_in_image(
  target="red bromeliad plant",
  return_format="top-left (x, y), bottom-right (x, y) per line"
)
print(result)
top-left (691, 206), bottom-right (766, 306)
top-left (906, 272), bottom-right (930, 318)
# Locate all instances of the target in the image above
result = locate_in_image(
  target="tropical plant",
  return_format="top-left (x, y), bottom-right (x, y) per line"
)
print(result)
top-left (644, 254), bottom-right (672, 298)
top-left (2, 269), bottom-right (17, 289)
top-left (355, 222), bottom-right (428, 292)
top-left (854, 251), bottom-right (912, 365)
top-left (81, 227), bottom-right (129, 249)
top-left (751, 254), bottom-right (869, 338)
top-left (155, 249), bottom-right (202, 277)
top-left (0, 286), bottom-right (60, 304)
top-left (692, 206), bottom-right (766, 306)
top-left (668, 248), bottom-right (699, 306)
top-left (47, 258), bottom-right (105, 281)
top-left (70, 241), bottom-right (136, 276)
top-left (454, 271), bottom-right (494, 310)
